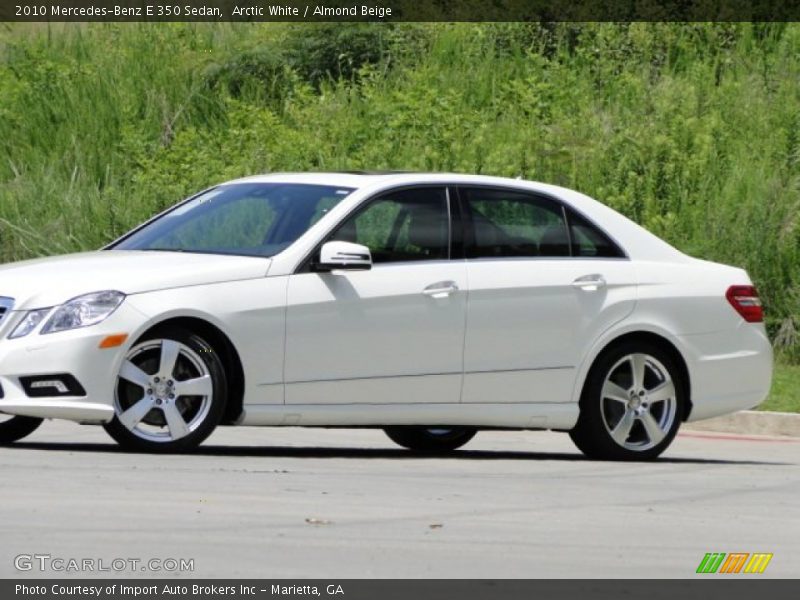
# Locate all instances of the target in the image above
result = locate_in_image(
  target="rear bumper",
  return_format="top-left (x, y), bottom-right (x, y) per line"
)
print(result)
top-left (680, 323), bottom-right (773, 422)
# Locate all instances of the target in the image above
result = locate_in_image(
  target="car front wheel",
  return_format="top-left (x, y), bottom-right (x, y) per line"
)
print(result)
top-left (104, 328), bottom-right (227, 453)
top-left (0, 415), bottom-right (43, 444)
top-left (384, 426), bottom-right (477, 453)
top-left (569, 342), bottom-right (684, 461)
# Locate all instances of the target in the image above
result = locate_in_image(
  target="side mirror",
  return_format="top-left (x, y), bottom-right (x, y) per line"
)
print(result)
top-left (315, 241), bottom-right (372, 272)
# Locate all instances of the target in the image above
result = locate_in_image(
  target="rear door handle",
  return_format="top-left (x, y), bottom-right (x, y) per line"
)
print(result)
top-left (572, 274), bottom-right (606, 291)
top-left (423, 281), bottom-right (459, 299)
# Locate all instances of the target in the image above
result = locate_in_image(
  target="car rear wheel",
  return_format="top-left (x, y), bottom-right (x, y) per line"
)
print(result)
top-left (384, 426), bottom-right (477, 452)
top-left (103, 328), bottom-right (227, 453)
top-left (0, 415), bottom-right (43, 444)
top-left (569, 342), bottom-right (684, 461)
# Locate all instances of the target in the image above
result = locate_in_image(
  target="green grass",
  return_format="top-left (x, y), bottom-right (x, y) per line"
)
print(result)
top-left (760, 363), bottom-right (800, 413)
top-left (1, 22), bottom-right (799, 386)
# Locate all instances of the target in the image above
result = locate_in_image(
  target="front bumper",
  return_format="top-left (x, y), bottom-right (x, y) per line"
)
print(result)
top-left (0, 303), bottom-right (143, 423)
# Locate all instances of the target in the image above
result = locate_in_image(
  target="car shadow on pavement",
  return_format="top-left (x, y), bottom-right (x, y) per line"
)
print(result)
top-left (9, 441), bottom-right (792, 465)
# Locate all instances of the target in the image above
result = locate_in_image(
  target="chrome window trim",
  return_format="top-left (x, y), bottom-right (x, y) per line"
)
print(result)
top-left (454, 183), bottom-right (630, 260)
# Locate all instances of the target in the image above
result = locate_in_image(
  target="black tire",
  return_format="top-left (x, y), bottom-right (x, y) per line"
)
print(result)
top-left (384, 426), bottom-right (477, 453)
top-left (569, 341), bottom-right (685, 461)
top-left (0, 416), bottom-right (43, 445)
top-left (103, 327), bottom-right (227, 453)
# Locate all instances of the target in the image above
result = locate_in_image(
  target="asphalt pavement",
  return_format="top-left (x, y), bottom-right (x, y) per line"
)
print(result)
top-left (1, 421), bottom-right (798, 578)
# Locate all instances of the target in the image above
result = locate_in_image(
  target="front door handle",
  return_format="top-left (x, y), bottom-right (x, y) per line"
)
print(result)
top-left (572, 274), bottom-right (606, 291)
top-left (423, 281), bottom-right (459, 299)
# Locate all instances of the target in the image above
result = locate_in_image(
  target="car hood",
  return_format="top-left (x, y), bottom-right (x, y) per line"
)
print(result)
top-left (0, 250), bottom-right (271, 310)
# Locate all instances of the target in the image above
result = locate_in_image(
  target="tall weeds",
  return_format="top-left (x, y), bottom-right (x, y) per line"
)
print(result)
top-left (0, 22), bottom-right (798, 356)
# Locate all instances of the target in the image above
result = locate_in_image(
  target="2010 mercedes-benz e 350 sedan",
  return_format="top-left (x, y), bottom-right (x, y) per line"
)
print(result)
top-left (0, 173), bottom-right (772, 459)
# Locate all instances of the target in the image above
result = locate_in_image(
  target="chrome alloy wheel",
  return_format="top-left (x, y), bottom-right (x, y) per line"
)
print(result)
top-left (115, 339), bottom-right (213, 443)
top-left (600, 353), bottom-right (678, 451)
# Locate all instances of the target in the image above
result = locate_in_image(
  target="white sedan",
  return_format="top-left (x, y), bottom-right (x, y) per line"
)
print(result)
top-left (0, 173), bottom-right (772, 459)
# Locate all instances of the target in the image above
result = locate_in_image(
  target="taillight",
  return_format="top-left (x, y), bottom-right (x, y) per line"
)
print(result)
top-left (726, 285), bottom-right (763, 323)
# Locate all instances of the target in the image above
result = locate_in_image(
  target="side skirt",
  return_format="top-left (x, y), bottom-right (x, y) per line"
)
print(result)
top-left (238, 403), bottom-right (579, 430)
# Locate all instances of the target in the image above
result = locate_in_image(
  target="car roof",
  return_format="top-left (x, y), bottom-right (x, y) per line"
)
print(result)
top-left (225, 171), bottom-right (579, 195)
top-left (228, 171), bottom-right (405, 189)
top-left (225, 172), bottom-right (617, 213)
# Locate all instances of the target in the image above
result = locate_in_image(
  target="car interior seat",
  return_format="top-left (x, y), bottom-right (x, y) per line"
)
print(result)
top-left (538, 223), bottom-right (571, 257)
top-left (407, 203), bottom-right (446, 259)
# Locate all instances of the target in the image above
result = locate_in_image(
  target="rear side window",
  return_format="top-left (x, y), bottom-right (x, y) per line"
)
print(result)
top-left (568, 210), bottom-right (625, 258)
top-left (460, 187), bottom-right (570, 258)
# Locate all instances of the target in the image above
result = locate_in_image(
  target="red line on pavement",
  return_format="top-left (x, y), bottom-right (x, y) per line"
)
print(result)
top-left (678, 431), bottom-right (798, 443)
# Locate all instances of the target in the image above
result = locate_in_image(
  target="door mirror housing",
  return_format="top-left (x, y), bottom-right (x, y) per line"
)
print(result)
top-left (315, 241), bottom-right (372, 272)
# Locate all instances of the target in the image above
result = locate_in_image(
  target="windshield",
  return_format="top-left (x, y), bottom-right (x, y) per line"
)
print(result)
top-left (112, 183), bottom-right (354, 257)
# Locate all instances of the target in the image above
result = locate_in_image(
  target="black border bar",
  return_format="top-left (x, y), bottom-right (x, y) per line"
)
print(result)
top-left (2, 1), bottom-right (800, 22)
top-left (5, 580), bottom-right (800, 600)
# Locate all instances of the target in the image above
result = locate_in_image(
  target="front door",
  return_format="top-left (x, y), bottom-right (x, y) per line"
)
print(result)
top-left (284, 186), bottom-right (467, 405)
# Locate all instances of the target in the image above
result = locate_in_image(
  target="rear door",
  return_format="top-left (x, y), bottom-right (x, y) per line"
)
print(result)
top-left (457, 186), bottom-right (637, 404)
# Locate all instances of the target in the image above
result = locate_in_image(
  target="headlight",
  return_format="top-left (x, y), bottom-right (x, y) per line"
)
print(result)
top-left (40, 291), bottom-right (126, 334)
top-left (8, 308), bottom-right (51, 339)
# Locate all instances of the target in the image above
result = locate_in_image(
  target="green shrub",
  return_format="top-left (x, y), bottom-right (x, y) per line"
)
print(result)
top-left (0, 22), bottom-right (799, 358)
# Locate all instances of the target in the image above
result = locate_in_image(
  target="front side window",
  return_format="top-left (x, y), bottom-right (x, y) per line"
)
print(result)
top-left (329, 187), bottom-right (450, 264)
top-left (461, 187), bottom-right (570, 258)
top-left (112, 183), bottom-right (353, 257)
